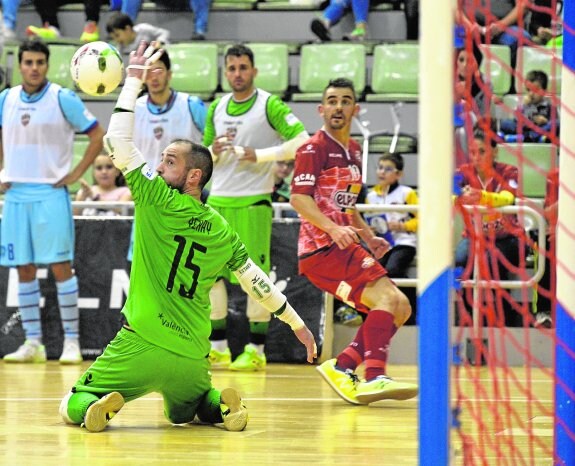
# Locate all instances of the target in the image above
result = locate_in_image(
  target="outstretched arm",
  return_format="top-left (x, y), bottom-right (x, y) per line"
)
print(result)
top-left (232, 258), bottom-right (317, 363)
top-left (104, 41), bottom-right (164, 174)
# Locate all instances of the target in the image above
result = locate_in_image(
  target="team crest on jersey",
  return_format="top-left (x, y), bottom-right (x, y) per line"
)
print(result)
top-left (225, 126), bottom-right (237, 140)
top-left (361, 256), bottom-right (376, 269)
top-left (154, 126), bottom-right (163, 140)
top-left (141, 163), bottom-right (157, 180)
top-left (21, 113), bottom-right (30, 126)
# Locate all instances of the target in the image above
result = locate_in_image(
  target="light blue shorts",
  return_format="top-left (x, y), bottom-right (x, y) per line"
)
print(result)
top-left (0, 183), bottom-right (74, 266)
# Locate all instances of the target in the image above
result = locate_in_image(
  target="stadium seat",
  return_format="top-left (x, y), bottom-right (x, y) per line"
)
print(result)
top-left (221, 43), bottom-right (289, 97)
top-left (479, 44), bottom-right (512, 96)
top-left (292, 43), bottom-right (366, 102)
top-left (368, 43), bottom-right (419, 102)
top-left (517, 46), bottom-right (562, 94)
top-left (167, 43), bottom-right (218, 100)
top-left (496, 143), bottom-right (558, 198)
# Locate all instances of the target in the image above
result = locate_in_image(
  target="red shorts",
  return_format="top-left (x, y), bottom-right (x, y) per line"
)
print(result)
top-left (299, 243), bottom-right (388, 313)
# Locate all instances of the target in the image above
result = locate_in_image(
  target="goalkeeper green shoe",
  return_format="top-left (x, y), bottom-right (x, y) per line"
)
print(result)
top-left (208, 348), bottom-right (231, 369)
top-left (229, 345), bottom-right (266, 371)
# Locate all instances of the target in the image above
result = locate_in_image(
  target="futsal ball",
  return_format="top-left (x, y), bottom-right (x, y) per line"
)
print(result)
top-left (70, 41), bottom-right (124, 96)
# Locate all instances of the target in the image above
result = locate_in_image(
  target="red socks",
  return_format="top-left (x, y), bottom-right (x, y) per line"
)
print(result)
top-left (363, 310), bottom-right (396, 381)
top-left (336, 324), bottom-right (364, 371)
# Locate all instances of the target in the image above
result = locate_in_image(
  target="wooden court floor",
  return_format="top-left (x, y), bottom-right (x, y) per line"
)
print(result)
top-left (0, 362), bottom-right (554, 465)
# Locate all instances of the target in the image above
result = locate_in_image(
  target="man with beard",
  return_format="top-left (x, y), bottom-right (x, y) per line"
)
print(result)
top-left (203, 44), bottom-right (309, 371)
top-left (59, 41), bottom-right (316, 433)
top-left (290, 78), bottom-right (418, 405)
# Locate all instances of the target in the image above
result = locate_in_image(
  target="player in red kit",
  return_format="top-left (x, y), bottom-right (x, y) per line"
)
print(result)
top-left (290, 78), bottom-right (418, 404)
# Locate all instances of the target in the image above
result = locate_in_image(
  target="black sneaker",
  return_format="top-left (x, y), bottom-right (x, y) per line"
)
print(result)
top-left (192, 33), bottom-right (206, 40)
top-left (311, 19), bottom-right (331, 42)
top-left (534, 311), bottom-right (553, 329)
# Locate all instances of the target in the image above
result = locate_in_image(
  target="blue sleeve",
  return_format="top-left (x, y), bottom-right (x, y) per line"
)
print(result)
top-left (58, 88), bottom-right (99, 133)
top-left (0, 89), bottom-right (10, 128)
top-left (188, 95), bottom-right (206, 133)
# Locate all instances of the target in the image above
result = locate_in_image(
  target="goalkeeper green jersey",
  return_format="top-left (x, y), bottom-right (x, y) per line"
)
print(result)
top-left (124, 168), bottom-right (249, 359)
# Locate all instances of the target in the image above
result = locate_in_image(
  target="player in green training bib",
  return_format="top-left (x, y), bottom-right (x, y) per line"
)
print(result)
top-left (203, 44), bottom-right (310, 371)
top-left (58, 41), bottom-right (317, 434)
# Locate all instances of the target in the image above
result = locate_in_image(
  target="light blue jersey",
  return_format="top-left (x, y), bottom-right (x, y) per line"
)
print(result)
top-left (0, 81), bottom-right (99, 266)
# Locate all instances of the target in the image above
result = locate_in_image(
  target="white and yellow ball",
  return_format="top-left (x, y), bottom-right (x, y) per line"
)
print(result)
top-left (70, 41), bottom-right (124, 96)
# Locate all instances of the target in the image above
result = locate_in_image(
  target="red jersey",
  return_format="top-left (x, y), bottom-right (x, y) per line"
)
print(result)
top-left (291, 129), bottom-right (363, 257)
top-left (457, 161), bottom-right (522, 238)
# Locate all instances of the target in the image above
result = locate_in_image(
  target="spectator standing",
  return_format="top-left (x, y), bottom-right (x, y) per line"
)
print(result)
top-left (291, 77), bottom-right (418, 405)
top-left (26, 0), bottom-right (103, 42)
top-left (203, 44), bottom-right (309, 371)
top-left (118, 0), bottom-right (211, 40)
top-left (58, 42), bottom-right (316, 433)
top-left (0, 38), bottom-right (105, 363)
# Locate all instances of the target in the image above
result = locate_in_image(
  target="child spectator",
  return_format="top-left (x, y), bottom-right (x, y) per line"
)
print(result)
top-left (106, 13), bottom-right (170, 56)
top-left (500, 70), bottom-right (559, 143)
top-left (365, 153), bottom-right (418, 279)
top-left (75, 153), bottom-right (132, 216)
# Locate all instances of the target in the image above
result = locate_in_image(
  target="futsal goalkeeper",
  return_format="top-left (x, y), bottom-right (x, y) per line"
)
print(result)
top-left (58, 41), bottom-right (317, 433)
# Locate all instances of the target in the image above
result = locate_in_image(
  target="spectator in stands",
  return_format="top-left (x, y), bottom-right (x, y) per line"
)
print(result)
top-left (458, 0), bottom-right (531, 69)
top-left (25, 0), bottom-right (103, 42)
top-left (0, 38), bottom-right (105, 363)
top-left (106, 13), bottom-right (170, 56)
top-left (455, 126), bottom-right (525, 327)
top-left (118, 0), bottom-right (211, 40)
top-left (127, 47), bottom-right (206, 261)
top-left (203, 44), bottom-right (309, 371)
top-left (310, 0), bottom-right (369, 42)
top-left (291, 77), bottom-right (417, 405)
top-left (533, 167), bottom-right (558, 328)
top-left (75, 153), bottom-right (133, 216)
top-left (454, 40), bottom-right (491, 165)
top-left (499, 70), bottom-right (558, 142)
top-left (365, 153), bottom-right (418, 280)
top-left (529, 0), bottom-right (563, 47)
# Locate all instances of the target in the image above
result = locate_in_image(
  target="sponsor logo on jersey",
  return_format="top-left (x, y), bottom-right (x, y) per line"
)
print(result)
top-left (328, 152), bottom-right (342, 158)
top-left (21, 113), bottom-right (30, 126)
top-left (225, 126), bottom-right (238, 140)
top-left (361, 256), bottom-right (376, 269)
top-left (154, 126), bottom-right (163, 140)
top-left (158, 312), bottom-right (190, 337)
top-left (293, 173), bottom-right (316, 186)
top-left (141, 164), bottom-right (157, 180)
top-left (353, 149), bottom-right (362, 163)
top-left (285, 113), bottom-right (299, 126)
top-left (333, 184), bottom-right (361, 212)
top-left (188, 217), bottom-right (212, 234)
top-left (509, 179), bottom-right (518, 189)
top-left (301, 144), bottom-right (315, 154)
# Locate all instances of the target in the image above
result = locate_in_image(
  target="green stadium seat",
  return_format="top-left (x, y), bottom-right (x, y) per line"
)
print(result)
top-left (479, 44), bottom-right (512, 96)
top-left (221, 43), bottom-right (289, 97)
top-left (167, 43), bottom-right (218, 100)
top-left (517, 46), bottom-right (562, 94)
top-left (496, 143), bottom-right (558, 198)
top-left (292, 43), bottom-right (366, 102)
top-left (368, 43), bottom-right (419, 102)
